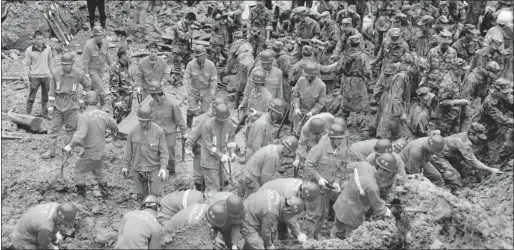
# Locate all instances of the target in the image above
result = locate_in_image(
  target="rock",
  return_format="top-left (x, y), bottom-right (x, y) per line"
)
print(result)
top-left (430, 239), bottom-right (445, 249)
top-left (95, 228), bottom-right (117, 245)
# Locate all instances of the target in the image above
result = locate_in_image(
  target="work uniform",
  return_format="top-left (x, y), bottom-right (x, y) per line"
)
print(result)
top-left (337, 47), bottom-right (372, 115)
top-left (331, 162), bottom-right (388, 239)
top-left (237, 144), bottom-right (286, 197)
top-left (245, 66), bottom-right (283, 101)
top-left (82, 38), bottom-right (111, 101)
top-left (25, 43), bottom-right (52, 115)
top-left (186, 112), bottom-right (212, 188)
top-left (150, 95), bottom-right (187, 173)
top-left (244, 112), bottom-right (274, 160)
top-left (210, 199), bottom-right (245, 248)
top-left (209, 18), bottom-right (228, 65)
top-left (69, 106), bottom-right (118, 185)
top-left (469, 47), bottom-right (507, 72)
top-left (288, 56), bottom-right (316, 84)
top-left (201, 117), bottom-right (236, 192)
top-left (109, 61), bottom-right (135, 123)
top-left (227, 38), bottom-right (254, 93)
top-left (435, 71), bottom-right (466, 136)
top-left (115, 209), bottom-right (162, 249)
top-left (242, 189), bottom-right (301, 249)
top-left (365, 152), bottom-right (406, 197)
top-left (248, 5), bottom-right (273, 56)
top-left (48, 67), bottom-right (91, 147)
top-left (333, 29), bottom-right (365, 57)
top-left (123, 122), bottom-right (169, 199)
top-left (348, 139), bottom-right (379, 162)
top-left (157, 190), bottom-right (204, 225)
top-left (240, 88), bottom-right (273, 124)
top-left (304, 134), bottom-right (351, 238)
top-left (205, 191), bottom-right (233, 205)
top-left (162, 203), bottom-right (209, 235)
top-left (296, 113), bottom-right (335, 162)
top-left (422, 45), bottom-right (457, 93)
top-left (293, 16), bottom-right (320, 39)
top-left (12, 203), bottom-right (61, 249)
top-left (452, 37), bottom-right (482, 62)
top-left (172, 20), bottom-right (193, 77)
top-left (135, 56), bottom-right (169, 100)
top-left (374, 39), bottom-right (410, 72)
top-left (400, 137), bottom-right (444, 186)
top-left (184, 58), bottom-right (218, 116)
top-left (320, 19), bottom-right (341, 52)
top-left (291, 76), bottom-right (327, 133)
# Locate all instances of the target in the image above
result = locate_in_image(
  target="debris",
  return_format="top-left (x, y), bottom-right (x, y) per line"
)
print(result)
top-left (1, 131), bottom-right (22, 140)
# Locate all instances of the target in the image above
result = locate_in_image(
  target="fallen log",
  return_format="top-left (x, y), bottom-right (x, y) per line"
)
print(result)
top-left (7, 109), bottom-right (46, 133)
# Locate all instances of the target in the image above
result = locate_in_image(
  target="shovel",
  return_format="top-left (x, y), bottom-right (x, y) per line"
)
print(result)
top-left (59, 149), bottom-right (72, 177)
top-left (390, 197), bottom-right (453, 221)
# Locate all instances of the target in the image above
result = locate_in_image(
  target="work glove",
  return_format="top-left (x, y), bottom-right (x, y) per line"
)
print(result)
top-left (221, 154), bottom-right (231, 163)
top-left (490, 168), bottom-right (504, 174)
top-left (232, 244), bottom-right (238, 250)
top-left (292, 159), bottom-right (300, 167)
top-left (214, 236), bottom-right (226, 249)
top-left (158, 169), bottom-right (167, 180)
top-left (267, 244), bottom-right (275, 250)
top-left (121, 168), bottom-right (129, 177)
top-left (305, 111), bottom-right (313, 117)
top-left (182, 132), bottom-right (188, 139)
top-left (400, 113), bottom-right (407, 121)
top-left (385, 208), bottom-right (393, 217)
top-left (297, 233), bottom-right (308, 244)
top-left (294, 109), bottom-right (302, 115)
top-left (55, 232), bottom-right (63, 244)
top-left (63, 145), bottom-right (72, 153)
top-left (332, 182), bottom-right (341, 192)
top-left (136, 87), bottom-right (142, 94)
top-left (318, 178), bottom-right (329, 186)
top-left (185, 149), bottom-right (194, 158)
top-left (231, 153), bottom-right (238, 161)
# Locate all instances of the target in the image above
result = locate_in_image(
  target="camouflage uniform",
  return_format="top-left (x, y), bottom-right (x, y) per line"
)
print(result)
top-left (319, 18), bottom-right (341, 53)
top-left (469, 47), bottom-right (508, 72)
top-left (374, 36), bottom-right (410, 73)
top-left (275, 49), bottom-right (293, 106)
top-left (421, 44), bottom-right (457, 94)
top-left (435, 71), bottom-right (466, 136)
top-left (210, 18), bottom-right (228, 65)
top-left (293, 16), bottom-right (320, 40)
top-left (248, 5), bottom-right (273, 57)
top-left (410, 26), bottom-right (437, 58)
top-left (452, 36), bottom-right (482, 62)
top-left (172, 20), bottom-right (193, 79)
top-left (109, 62), bottom-right (135, 123)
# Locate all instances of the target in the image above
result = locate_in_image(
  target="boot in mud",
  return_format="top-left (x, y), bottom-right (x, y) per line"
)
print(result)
top-left (26, 99), bottom-right (34, 115)
top-left (41, 138), bottom-right (57, 159)
top-left (76, 184), bottom-right (87, 204)
top-left (98, 182), bottom-right (110, 199)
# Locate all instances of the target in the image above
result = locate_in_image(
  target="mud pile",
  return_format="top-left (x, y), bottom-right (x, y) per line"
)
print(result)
top-left (161, 218), bottom-right (214, 249)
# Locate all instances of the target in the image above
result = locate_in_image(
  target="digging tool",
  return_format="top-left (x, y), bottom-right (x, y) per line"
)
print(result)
top-left (275, 105), bottom-right (291, 139)
top-left (389, 197), bottom-right (454, 221)
top-left (59, 149), bottom-right (72, 177)
top-left (181, 135), bottom-right (186, 162)
top-left (222, 161), bottom-right (235, 187)
top-left (294, 114), bottom-right (307, 137)
top-left (235, 113), bottom-right (248, 135)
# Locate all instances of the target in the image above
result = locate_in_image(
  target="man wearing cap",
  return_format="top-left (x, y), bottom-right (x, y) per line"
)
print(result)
top-left (434, 58), bottom-right (471, 136)
top-left (184, 45), bottom-right (218, 128)
top-left (478, 78), bottom-right (514, 164)
top-left (12, 202), bottom-right (78, 249)
top-left (239, 69), bottom-right (273, 127)
top-left (336, 5), bottom-right (360, 30)
top-left (122, 105), bottom-right (169, 201)
top-left (248, 0), bottom-right (273, 56)
top-left (172, 12), bottom-right (197, 81)
top-left (420, 30), bottom-right (457, 94)
top-left (371, 28), bottom-right (409, 72)
top-left (157, 189), bottom-right (204, 225)
top-left (389, 13), bottom-right (413, 45)
top-left (401, 134), bottom-right (446, 186)
top-left (333, 18), bottom-right (364, 57)
top-left (452, 25), bottom-right (482, 62)
top-left (407, 87), bottom-right (438, 138)
top-left (469, 35), bottom-right (508, 71)
top-left (226, 31), bottom-right (254, 109)
top-left (42, 53), bottom-right (91, 159)
top-left (430, 122), bottom-right (503, 187)
top-left (245, 50), bottom-right (283, 101)
top-left (82, 26), bottom-right (112, 108)
top-left (135, 42), bottom-right (171, 100)
top-left (292, 7), bottom-right (320, 40)
top-left (148, 81), bottom-right (188, 176)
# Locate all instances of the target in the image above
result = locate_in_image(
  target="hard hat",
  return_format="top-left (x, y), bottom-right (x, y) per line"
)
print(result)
top-left (374, 139), bottom-right (393, 155)
top-left (303, 62), bottom-right (318, 76)
top-left (214, 103), bottom-right (230, 121)
top-left (226, 195), bottom-right (245, 218)
top-left (252, 69), bottom-right (267, 84)
top-left (140, 194), bottom-right (162, 211)
top-left (285, 196), bottom-right (305, 214)
top-left (375, 152), bottom-right (397, 172)
top-left (301, 182), bottom-right (321, 202)
top-left (328, 123), bottom-right (345, 138)
top-left (137, 105), bottom-right (152, 121)
top-left (282, 135), bottom-right (299, 152)
top-left (84, 90), bottom-right (98, 105)
top-left (309, 118), bottom-right (325, 134)
top-left (194, 45), bottom-right (207, 56)
top-left (427, 134), bottom-right (445, 154)
top-left (206, 203), bottom-right (228, 227)
top-left (92, 26), bottom-right (104, 36)
top-left (393, 138), bottom-right (407, 152)
top-left (56, 203), bottom-right (78, 225)
top-left (211, 97), bottom-right (227, 109)
top-left (269, 98), bottom-right (286, 115)
top-left (60, 53), bottom-right (74, 65)
top-left (496, 11), bottom-right (513, 25)
top-left (260, 50), bottom-right (274, 63)
top-left (147, 81), bottom-right (163, 94)
top-left (333, 117), bottom-right (347, 129)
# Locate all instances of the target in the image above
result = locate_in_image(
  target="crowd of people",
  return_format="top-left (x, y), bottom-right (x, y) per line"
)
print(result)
top-left (13, 0), bottom-right (513, 249)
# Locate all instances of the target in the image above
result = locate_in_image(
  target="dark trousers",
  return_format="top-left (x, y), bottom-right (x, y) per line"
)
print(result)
top-left (86, 0), bottom-right (106, 29)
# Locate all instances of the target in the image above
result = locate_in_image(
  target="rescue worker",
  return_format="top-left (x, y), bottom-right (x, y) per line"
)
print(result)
top-left (400, 134), bottom-right (446, 186)
top-left (63, 90), bottom-right (120, 201)
top-left (469, 35), bottom-right (508, 71)
top-left (185, 98), bottom-right (228, 192)
top-left (411, 15), bottom-right (436, 59)
top-left (210, 6), bottom-right (229, 66)
top-left (109, 46), bottom-right (135, 124)
top-left (331, 153), bottom-right (396, 240)
top-left (135, 42), bottom-right (171, 100)
top-left (157, 189), bottom-right (204, 226)
top-left (148, 81), bottom-right (188, 175)
top-left (430, 123), bottom-right (504, 188)
top-left (184, 45), bottom-right (218, 128)
top-left (348, 138), bottom-right (379, 162)
top-left (242, 189), bottom-right (307, 249)
top-left (451, 25), bottom-right (482, 62)
top-left (333, 18), bottom-right (364, 57)
top-left (407, 87), bottom-right (438, 138)
top-left (227, 31), bottom-right (254, 108)
top-left (245, 50), bottom-right (284, 101)
top-left (248, 0), bottom-right (273, 57)
top-left (304, 123), bottom-right (350, 240)
top-left (237, 136), bottom-right (299, 197)
top-left (420, 30), bottom-right (458, 94)
top-left (172, 12), bottom-right (197, 82)
top-left (292, 7), bottom-right (320, 40)
top-left (484, 11), bottom-right (513, 49)
top-left (115, 195), bottom-right (163, 249)
top-left (206, 195), bottom-right (245, 250)
top-left (288, 45), bottom-right (316, 84)
top-left (463, 61), bottom-right (502, 108)
top-left (12, 202), bottom-right (78, 249)
top-left (238, 69), bottom-right (274, 132)
top-left (42, 53), bottom-right (91, 159)
top-left (82, 26), bottom-right (111, 108)
top-left (337, 5), bottom-right (361, 31)
top-left (371, 28), bottom-right (410, 73)
top-left (201, 103), bottom-right (237, 192)
top-left (319, 11), bottom-right (341, 53)
top-left (122, 105), bottom-right (169, 200)
top-left (162, 202), bottom-right (209, 235)
top-left (259, 178), bottom-right (321, 203)
top-left (244, 98), bottom-right (287, 161)
top-left (291, 63), bottom-right (327, 133)
top-left (374, 63), bottom-right (409, 140)
top-left (435, 58), bottom-right (471, 136)
top-left (272, 40), bottom-right (293, 106)
top-left (293, 113), bottom-right (336, 168)
top-left (478, 78), bottom-right (514, 164)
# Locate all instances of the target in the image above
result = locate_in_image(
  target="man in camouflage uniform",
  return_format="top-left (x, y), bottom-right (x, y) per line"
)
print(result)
top-left (109, 46), bottom-right (135, 124)
top-left (333, 18), bottom-right (364, 58)
top-left (210, 6), bottom-right (229, 66)
top-left (226, 31), bottom-right (254, 109)
top-left (469, 35), bottom-right (509, 72)
top-left (247, 0), bottom-right (273, 57)
top-left (288, 45), bottom-right (316, 86)
top-left (451, 25), bottom-right (482, 62)
top-left (420, 30), bottom-right (457, 94)
top-left (410, 15), bottom-right (436, 59)
top-left (292, 7), bottom-right (320, 40)
top-left (319, 11), bottom-right (341, 54)
top-left (371, 28), bottom-right (409, 73)
top-left (172, 12), bottom-right (197, 83)
top-left (406, 87), bottom-right (438, 139)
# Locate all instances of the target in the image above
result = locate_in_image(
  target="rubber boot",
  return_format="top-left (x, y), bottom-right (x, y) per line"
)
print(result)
top-left (41, 138), bottom-right (57, 159)
top-left (41, 101), bottom-right (48, 118)
top-left (186, 112), bottom-right (194, 129)
top-left (76, 184), bottom-right (87, 203)
top-left (305, 220), bottom-right (316, 239)
top-left (234, 91), bottom-right (242, 108)
top-left (26, 100), bottom-right (34, 115)
top-left (98, 182), bottom-right (110, 199)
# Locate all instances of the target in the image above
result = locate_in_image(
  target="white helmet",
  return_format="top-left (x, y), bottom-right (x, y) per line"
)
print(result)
top-left (496, 9), bottom-right (513, 26)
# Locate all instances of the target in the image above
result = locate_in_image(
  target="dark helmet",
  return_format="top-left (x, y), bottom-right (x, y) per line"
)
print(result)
top-left (140, 195), bottom-right (162, 211)
top-left (309, 118), bottom-right (325, 134)
top-left (328, 123), bottom-right (345, 138)
top-left (137, 105), bottom-right (152, 121)
top-left (375, 152), bottom-right (397, 172)
top-left (226, 195), bottom-right (245, 218)
top-left (56, 203), bottom-right (79, 225)
top-left (374, 139), bottom-right (393, 155)
top-left (214, 104), bottom-right (230, 121)
top-left (269, 98), bottom-right (286, 115)
top-left (84, 90), bottom-right (98, 105)
top-left (147, 81), bottom-right (163, 94)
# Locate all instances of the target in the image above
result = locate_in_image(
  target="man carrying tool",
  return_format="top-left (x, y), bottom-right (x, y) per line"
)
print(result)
top-left (115, 195), bottom-right (163, 249)
top-left (400, 134), bottom-right (446, 186)
top-left (12, 202), bottom-right (78, 249)
top-left (290, 62), bottom-right (327, 134)
top-left (304, 123), bottom-right (350, 240)
top-left (42, 53), bottom-right (91, 159)
top-left (63, 90), bottom-right (120, 202)
top-left (236, 135), bottom-right (299, 197)
top-left (184, 45), bottom-right (218, 128)
top-left (135, 42), bottom-right (171, 100)
top-left (243, 98), bottom-right (287, 162)
top-left (206, 195), bottom-right (245, 250)
top-left (242, 189), bottom-right (307, 249)
top-left (185, 98), bottom-right (228, 192)
top-left (157, 189), bottom-right (204, 226)
top-left (148, 81), bottom-right (188, 176)
top-left (331, 153), bottom-right (396, 240)
top-left (172, 12), bottom-right (197, 83)
top-left (122, 105), bottom-right (169, 201)
top-left (200, 103), bottom-right (237, 192)
top-left (82, 26), bottom-right (111, 109)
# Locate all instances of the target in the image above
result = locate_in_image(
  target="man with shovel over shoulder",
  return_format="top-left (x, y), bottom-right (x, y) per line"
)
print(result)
top-left (63, 90), bottom-right (120, 203)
